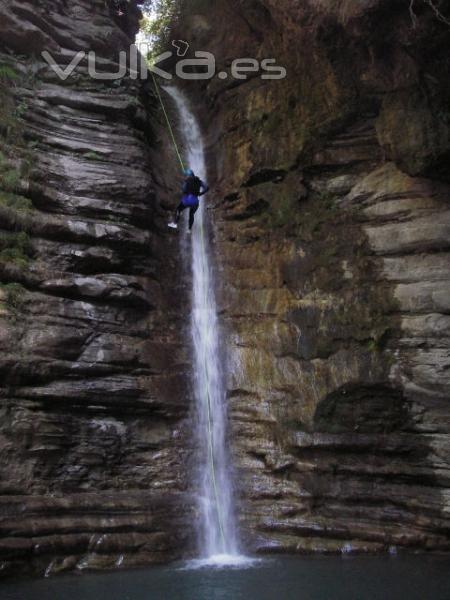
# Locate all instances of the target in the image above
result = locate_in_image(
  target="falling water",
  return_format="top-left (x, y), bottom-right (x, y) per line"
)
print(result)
top-left (164, 88), bottom-right (243, 565)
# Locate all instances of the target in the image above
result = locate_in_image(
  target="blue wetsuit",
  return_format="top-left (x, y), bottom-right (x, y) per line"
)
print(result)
top-left (175, 175), bottom-right (209, 230)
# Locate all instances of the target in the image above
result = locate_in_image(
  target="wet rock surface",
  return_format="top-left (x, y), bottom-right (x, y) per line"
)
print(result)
top-left (1, 0), bottom-right (450, 579)
top-left (172, 0), bottom-right (450, 554)
top-left (0, 0), bottom-right (192, 577)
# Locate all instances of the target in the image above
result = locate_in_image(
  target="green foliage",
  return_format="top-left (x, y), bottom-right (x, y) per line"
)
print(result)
top-left (139, 0), bottom-right (182, 60)
top-left (140, 0), bottom-right (210, 59)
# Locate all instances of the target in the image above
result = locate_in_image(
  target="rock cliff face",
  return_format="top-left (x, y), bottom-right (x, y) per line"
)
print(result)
top-left (1, 0), bottom-right (449, 579)
top-left (172, 0), bottom-right (450, 553)
top-left (0, 0), bottom-right (193, 577)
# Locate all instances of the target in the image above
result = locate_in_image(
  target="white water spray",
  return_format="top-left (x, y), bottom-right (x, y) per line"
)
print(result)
top-left (164, 88), bottom-right (246, 565)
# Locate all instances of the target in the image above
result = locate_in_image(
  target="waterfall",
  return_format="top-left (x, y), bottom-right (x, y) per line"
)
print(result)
top-left (164, 87), bottom-right (244, 564)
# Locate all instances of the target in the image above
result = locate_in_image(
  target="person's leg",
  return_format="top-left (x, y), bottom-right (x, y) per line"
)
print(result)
top-left (175, 202), bottom-right (186, 224)
top-left (189, 204), bottom-right (199, 230)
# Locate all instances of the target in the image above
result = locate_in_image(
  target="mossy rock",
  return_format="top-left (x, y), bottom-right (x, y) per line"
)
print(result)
top-left (83, 151), bottom-right (103, 161)
top-left (0, 231), bottom-right (33, 267)
top-left (266, 193), bottom-right (302, 229)
top-left (0, 191), bottom-right (32, 212)
top-left (0, 282), bottom-right (27, 314)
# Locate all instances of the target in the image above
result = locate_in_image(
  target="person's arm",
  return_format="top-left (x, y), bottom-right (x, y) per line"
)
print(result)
top-left (182, 180), bottom-right (188, 193)
top-left (199, 181), bottom-right (209, 196)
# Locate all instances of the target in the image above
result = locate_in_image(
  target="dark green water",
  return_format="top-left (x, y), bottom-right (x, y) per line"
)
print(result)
top-left (1, 555), bottom-right (449, 600)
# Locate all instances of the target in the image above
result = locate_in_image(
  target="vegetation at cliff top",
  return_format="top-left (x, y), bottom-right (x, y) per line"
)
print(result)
top-left (139, 0), bottom-right (181, 56)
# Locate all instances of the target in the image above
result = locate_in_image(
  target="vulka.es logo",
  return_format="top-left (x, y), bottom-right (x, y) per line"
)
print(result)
top-left (41, 43), bottom-right (287, 81)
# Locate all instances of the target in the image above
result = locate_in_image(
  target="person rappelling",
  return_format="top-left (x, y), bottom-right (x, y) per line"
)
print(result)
top-left (168, 168), bottom-right (209, 232)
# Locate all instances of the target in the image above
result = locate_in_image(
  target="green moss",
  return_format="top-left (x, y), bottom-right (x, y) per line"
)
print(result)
top-left (84, 151), bottom-right (103, 161)
top-left (367, 327), bottom-right (391, 352)
top-left (296, 190), bottom-right (338, 239)
top-left (0, 55), bottom-right (38, 180)
top-left (267, 193), bottom-right (301, 228)
top-left (0, 282), bottom-right (26, 313)
top-left (0, 166), bottom-right (21, 191)
top-left (0, 231), bottom-right (32, 268)
top-left (0, 71), bottom-right (21, 142)
top-left (0, 64), bottom-right (19, 82)
top-left (0, 192), bottom-right (33, 234)
top-left (0, 191), bottom-right (32, 212)
top-left (14, 98), bottom-right (28, 120)
top-left (315, 190), bottom-right (337, 209)
top-left (366, 338), bottom-right (378, 352)
top-left (0, 248), bottom-right (29, 268)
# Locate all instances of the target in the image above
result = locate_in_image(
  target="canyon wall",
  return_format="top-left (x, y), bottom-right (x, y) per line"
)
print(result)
top-left (1, 0), bottom-right (449, 579)
top-left (172, 0), bottom-right (450, 553)
top-left (0, 0), bottom-right (192, 577)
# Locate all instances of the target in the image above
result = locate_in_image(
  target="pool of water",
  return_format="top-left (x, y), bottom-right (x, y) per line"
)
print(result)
top-left (1, 555), bottom-right (449, 600)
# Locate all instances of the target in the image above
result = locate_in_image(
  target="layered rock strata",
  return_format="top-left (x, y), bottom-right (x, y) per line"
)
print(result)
top-left (0, 0), bottom-right (192, 577)
top-left (171, 0), bottom-right (450, 553)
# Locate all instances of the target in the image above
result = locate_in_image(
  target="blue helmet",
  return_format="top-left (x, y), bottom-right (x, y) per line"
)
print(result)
top-left (184, 168), bottom-right (194, 177)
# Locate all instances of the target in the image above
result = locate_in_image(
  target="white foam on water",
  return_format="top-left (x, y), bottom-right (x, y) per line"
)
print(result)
top-left (183, 554), bottom-right (260, 570)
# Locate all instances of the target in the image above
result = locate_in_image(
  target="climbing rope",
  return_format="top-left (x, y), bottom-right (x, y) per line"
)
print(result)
top-left (151, 72), bottom-right (228, 551)
top-left (150, 71), bottom-right (185, 172)
top-left (199, 216), bottom-right (228, 551)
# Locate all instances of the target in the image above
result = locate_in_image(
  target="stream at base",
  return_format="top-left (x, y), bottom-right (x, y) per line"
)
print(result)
top-left (1, 555), bottom-right (449, 600)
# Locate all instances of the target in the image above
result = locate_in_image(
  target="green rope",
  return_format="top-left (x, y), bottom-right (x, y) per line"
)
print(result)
top-left (150, 71), bottom-right (185, 172)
